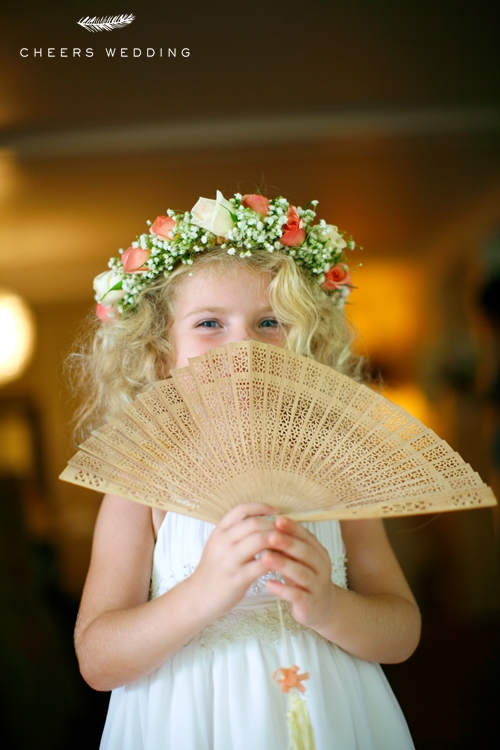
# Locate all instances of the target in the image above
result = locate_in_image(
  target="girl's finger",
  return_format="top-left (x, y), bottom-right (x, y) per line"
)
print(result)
top-left (262, 550), bottom-right (314, 591)
top-left (266, 578), bottom-right (308, 606)
top-left (274, 516), bottom-right (324, 553)
top-left (218, 503), bottom-right (278, 530)
top-left (267, 529), bottom-right (322, 573)
top-left (231, 529), bottom-right (276, 564)
top-left (274, 517), bottom-right (331, 565)
top-left (239, 557), bottom-right (272, 588)
top-left (226, 515), bottom-right (276, 545)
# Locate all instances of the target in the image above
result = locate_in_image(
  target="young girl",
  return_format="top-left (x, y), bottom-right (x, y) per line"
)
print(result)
top-left (73, 190), bottom-right (420, 749)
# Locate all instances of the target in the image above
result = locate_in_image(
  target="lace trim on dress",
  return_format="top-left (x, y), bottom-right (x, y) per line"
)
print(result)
top-left (188, 601), bottom-right (314, 650)
top-left (149, 562), bottom-right (197, 599)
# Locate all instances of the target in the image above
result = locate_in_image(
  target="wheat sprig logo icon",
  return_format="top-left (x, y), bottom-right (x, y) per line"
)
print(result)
top-left (77, 14), bottom-right (135, 32)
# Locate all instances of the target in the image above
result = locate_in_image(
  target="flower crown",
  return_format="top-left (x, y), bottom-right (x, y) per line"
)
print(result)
top-left (94, 191), bottom-right (357, 323)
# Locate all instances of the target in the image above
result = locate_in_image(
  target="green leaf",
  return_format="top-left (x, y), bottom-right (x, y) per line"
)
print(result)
top-left (101, 280), bottom-right (123, 301)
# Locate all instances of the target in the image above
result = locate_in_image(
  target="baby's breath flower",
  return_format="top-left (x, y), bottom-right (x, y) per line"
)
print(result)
top-left (95, 191), bottom-right (357, 315)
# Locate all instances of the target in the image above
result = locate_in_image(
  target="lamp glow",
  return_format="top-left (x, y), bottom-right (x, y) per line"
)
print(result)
top-left (0, 290), bottom-right (35, 386)
top-left (346, 261), bottom-right (427, 358)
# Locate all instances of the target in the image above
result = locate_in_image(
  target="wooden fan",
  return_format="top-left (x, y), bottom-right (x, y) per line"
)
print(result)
top-left (60, 341), bottom-right (497, 523)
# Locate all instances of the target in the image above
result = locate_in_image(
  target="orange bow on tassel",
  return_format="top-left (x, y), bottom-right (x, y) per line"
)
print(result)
top-left (272, 665), bottom-right (310, 694)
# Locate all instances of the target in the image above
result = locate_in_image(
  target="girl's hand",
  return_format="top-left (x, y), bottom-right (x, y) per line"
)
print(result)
top-left (264, 517), bottom-right (421, 663)
top-left (188, 503), bottom-right (278, 621)
top-left (263, 516), bottom-right (337, 632)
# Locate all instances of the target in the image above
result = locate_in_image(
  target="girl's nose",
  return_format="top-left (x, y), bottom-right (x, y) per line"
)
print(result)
top-left (230, 322), bottom-right (253, 342)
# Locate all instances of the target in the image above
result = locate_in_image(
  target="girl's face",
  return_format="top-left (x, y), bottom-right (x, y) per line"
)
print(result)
top-left (170, 266), bottom-right (286, 369)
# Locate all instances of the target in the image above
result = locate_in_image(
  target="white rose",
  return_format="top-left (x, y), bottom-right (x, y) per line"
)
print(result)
top-left (191, 190), bottom-right (235, 237)
top-left (322, 224), bottom-right (347, 251)
top-left (93, 270), bottom-right (126, 304)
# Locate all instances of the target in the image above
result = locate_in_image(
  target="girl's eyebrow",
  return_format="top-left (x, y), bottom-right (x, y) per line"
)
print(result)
top-left (182, 306), bottom-right (275, 319)
top-left (182, 306), bottom-right (228, 319)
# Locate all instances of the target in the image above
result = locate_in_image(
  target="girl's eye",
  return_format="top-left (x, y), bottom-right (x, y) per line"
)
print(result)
top-left (197, 320), bottom-right (221, 328)
top-left (259, 318), bottom-right (280, 328)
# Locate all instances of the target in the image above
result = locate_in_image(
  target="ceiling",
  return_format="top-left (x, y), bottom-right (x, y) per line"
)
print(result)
top-left (0, 0), bottom-right (498, 132)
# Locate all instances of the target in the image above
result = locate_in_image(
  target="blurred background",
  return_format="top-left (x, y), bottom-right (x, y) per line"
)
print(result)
top-left (0, 1), bottom-right (499, 748)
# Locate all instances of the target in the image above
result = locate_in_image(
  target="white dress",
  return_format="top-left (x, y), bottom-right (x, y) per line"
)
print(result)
top-left (101, 513), bottom-right (415, 750)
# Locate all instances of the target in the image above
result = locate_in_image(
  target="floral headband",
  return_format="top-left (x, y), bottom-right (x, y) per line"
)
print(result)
top-left (94, 191), bottom-right (357, 323)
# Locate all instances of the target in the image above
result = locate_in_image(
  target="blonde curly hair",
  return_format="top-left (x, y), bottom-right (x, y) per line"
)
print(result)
top-left (69, 247), bottom-right (362, 443)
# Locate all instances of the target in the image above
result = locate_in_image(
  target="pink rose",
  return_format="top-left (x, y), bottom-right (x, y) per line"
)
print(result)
top-left (242, 194), bottom-right (270, 217)
top-left (122, 246), bottom-right (150, 273)
top-left (321, 263), bottom-right (352, 291)
top-left (151, 215), bottom-right (176, 239)
top-left (96, 303), bottom-right (121, 324)
top-left (280, 206), bottom-right (306, 247)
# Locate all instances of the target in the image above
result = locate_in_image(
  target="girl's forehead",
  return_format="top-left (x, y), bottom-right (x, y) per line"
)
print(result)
top-left (174, 265), bottom-right (272, 306)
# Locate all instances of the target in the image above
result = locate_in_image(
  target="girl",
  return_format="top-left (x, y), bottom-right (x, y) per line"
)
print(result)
top-left (72, 190), bottom-right (420, 749)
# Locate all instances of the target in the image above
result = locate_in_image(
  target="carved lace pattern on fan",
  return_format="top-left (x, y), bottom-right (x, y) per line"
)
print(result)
top-left (149, 555), bottom-right (348, 650)
top-left (60, 341), bottom-right (496, 522)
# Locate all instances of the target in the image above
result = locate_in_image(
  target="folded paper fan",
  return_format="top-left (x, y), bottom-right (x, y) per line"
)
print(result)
top-left (60, 341), bottom-right (497, 523)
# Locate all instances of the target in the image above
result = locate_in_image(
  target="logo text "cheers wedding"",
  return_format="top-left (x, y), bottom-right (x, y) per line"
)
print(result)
top-left (19, 47), bottom-right (190, 58)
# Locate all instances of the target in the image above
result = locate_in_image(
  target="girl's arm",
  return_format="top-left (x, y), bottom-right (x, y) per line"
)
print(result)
top-left (264, 517), bottom-right (421, 664)
top-left (75, 495), bottom-right (277, 691)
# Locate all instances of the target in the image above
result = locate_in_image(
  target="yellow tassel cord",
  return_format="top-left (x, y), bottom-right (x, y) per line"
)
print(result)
top-left (287, 691), bottom-right (316, 750)
top-left (273, 599), bottom-right (317, 750)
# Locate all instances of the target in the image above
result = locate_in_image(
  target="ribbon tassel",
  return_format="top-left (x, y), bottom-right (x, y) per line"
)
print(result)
top-left (273, 599), bottom-right (316, 750)
top-left (287, 691), bottom-right (316, 750)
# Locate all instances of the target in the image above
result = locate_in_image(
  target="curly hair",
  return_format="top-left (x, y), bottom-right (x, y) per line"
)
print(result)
top-left (68, 246), bottom-right (362, 443)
